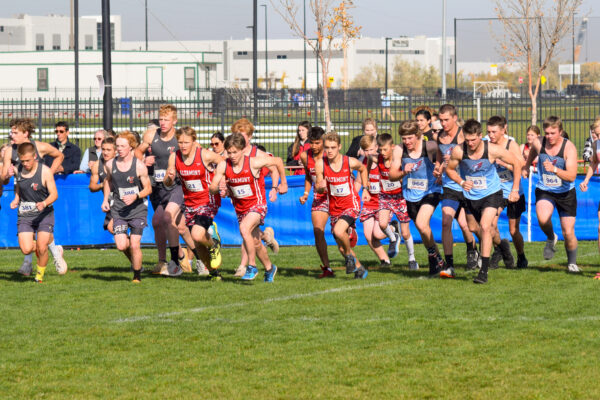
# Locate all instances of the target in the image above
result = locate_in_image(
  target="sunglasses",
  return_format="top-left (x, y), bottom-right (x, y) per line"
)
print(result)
top-left (55, 130), bottom-right (66, 133)
top-left (210, 142), bottom-right (221, 146)
top-left (94, 137), bottom-right (103, 141)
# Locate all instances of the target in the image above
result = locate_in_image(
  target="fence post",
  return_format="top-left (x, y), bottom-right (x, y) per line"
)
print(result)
top-left (504, 92), bottom-right (509, 125)
top-left (38, 97), bottom-right (43, 141)
top-left (129, 97), bottom-right (133, 131)
top-left (408, 88), bottom-right (413, 122)
top-left (313, 89), bottom-right (318, 126)
top-left (219, 88), bottom-right (226, 135)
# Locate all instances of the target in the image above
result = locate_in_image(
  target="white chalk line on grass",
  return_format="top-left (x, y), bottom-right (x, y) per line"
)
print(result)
top-left (113, 280), bottom-right (397, 324)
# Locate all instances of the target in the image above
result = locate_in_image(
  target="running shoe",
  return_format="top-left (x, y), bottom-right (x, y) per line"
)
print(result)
top-left (348, 226), bottom-right (358, 248)
top-left (489, 247), bottom-right (502, 270)
top-left (567, 264), bottom-right (581, 273)
top-left (499, 239), bottom-right (515, 269)
top-left (380, 260), bottom-right (392, 268)
top-left (354, 266), bottom-right (368, 279)
top-left (345, 255), bottom-right (357, 274)
top-left (242, 265), bottom-right (259, 281)
top-left (132, 278), bottom-right (141, 284)
top-left (408, 260), bottom-right (419, 271)
top-left (390, 220), bottom-right (400, 237)
top-left (209, 240), bottom-right (222, 270)
top-left (262, 227), bottom-right (280, 254)
top-left (543, 233), bottom-right (558, 260)
top-left (18, 258), bottom-right (33, 276)
top-left (208, 269), bottom-right (222, 281)
top-left (208, 221), bottom-right (221, 243)
top-left (516, 255), bottom-right (528, 269)
top-left (439, 266), bottom-right (455, 279)
top-left (466, 249), bottom-right (480, 270)
top-left (428, 256), bottom-right (444, 278)
top-left (161, 260), bottom-right (183, 277)
top-left (179, 254), bottom-right (192, 273)
top-left (53, 245), bottom-right (68, 275)
top-left (387, 232), bottom-right (401, 259)
top-left (593, 272), bottom-right (600, 280)
top-left (196, 259), bottom-right (209, 276)
top-left (318, 265), bottom-right (335, 278)
top-left (152, 261), bottom-right (168, 275)
top-left (234, 265), bottom-right (247, 277)
top-left (264, 265), bottom-right (278, 283)
top-left (473, 269), bottom-right (488, 284)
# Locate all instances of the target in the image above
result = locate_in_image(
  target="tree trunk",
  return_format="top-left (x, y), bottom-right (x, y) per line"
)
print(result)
top-left (530, 94), bottom-right (537, 126)
top-left (320, 54), bottom-right (332, 132)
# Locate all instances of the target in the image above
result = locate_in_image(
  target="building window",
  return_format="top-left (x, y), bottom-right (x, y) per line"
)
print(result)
top-left (237, 51), bottom-right (248, 56)
top-left (276, 55), bottom-right (287, 59)
top-left (35, 33), bottom-right (44, 51)
top-left (37, 68), bottom-right (48, 91)
top-left (84, 35), bottom-right (93, 50)
top-left (52, 34), bottom-right (61, 50)
top-left (0, 26), bottom-right (4, 32)
top-left (96, 22), bottom-right (115, 50)
top-left (184, 67), bottom-right (195, 90)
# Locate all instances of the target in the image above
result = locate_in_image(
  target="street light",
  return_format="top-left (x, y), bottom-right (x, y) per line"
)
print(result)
top-left (303, 0), bottom-right (307, 92)
top-left (384, 37), bottom-right (391, 96)
top-left (261, 4), bottom-right (268, 90)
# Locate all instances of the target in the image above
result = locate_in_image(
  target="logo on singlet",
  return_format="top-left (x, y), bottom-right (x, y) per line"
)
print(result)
top-left (551, 159), bottom-right (558, 166)
top-left (471, 161), bottom-right (484, 172)
top-left (31, 183), bottom-right (38, 191)
top-left (414, 159), bottom-right (423, 170)
top-left (127, 176), bottom-right (134, 183)
top-left (168, 146), bottom-right (176, 153)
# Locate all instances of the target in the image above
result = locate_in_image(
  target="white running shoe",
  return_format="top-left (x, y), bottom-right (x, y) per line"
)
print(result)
top-left (196, 259), bottom-right (209, 276)
top-left (234, 265), bottom-right (247, 277)
top-left (53, 245), bottom-right (68, 275)
top-left (18, 258), bottom-right (33, 276)
top-left (567, 264), bottom-right (581, 273)
top-left (543, 233), bottom-right (558, 260)
top-left (161, 260), bottom-right (183, 277)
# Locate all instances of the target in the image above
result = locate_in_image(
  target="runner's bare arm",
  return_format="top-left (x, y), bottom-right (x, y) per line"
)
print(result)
top-left (136, 160), bottom-right (152, 198)
top-left (349, 156), bottom-right (371, 203)
top-left (491, 144), bottom-right (521, 201)
top-left (388, 145), bottom-right (404, 181)
top-left (38, 142), bottom-right (64, 175)
top-left (209, 161), bottom-right (227, 194)
top-left (299, 152), bottom-right (312, 204)
top-left (315, 158), bottom-right (326, 194)
top-left (134, 128), bottom-right (156, 162)
top-left (40, 165), bottom-right (58, 210)
top-left (250, 156), bottom-right (288, 191)
top-left (557, 141), bottom-right (578, 183)
top-left (89, 160), bottom-right (102, 192)
top-left (446, 145), bottom-right (469, 190)
top-left (522, 136), bottom-right (541, 177)
top-left (163, 153), bottom-right (177, 187)
top-left (10, 181), bottom-right (20, 209)
top-left (101, 160), bottom-right (113, 211)
top-left (580, 141), bottom-right (598, 192)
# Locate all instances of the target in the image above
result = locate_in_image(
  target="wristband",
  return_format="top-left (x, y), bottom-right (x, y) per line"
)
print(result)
top-left (304, 191), bottom-right (309, 195)
top-left (460, 180), bottom-right (465, 187)
top-left (511, 189), bottom-right (519, 193)
top-left (42, 201), bottom-right (47, 208)
top-left (553, 166), bottom-right (558, 173)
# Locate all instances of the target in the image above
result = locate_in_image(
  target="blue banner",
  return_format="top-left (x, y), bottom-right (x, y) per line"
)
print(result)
top-left (1, 173), bottom-right (599, 247)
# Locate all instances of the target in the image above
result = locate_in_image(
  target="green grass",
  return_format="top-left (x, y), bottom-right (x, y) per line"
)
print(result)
top-left (1, 241), bottom-right (600, 399)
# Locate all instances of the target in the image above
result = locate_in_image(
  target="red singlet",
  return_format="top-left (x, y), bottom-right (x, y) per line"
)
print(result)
top-left (377, 153), bottom-right (403, 195)
top-left (323, 155), bottom-right (360, 216)
top-left (225, 155), bottom-right (266, 214)
top-left (175, 147), bottom-right (220, 209)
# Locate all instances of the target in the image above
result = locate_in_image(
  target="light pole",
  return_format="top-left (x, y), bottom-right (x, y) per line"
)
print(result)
top-left (441, 0), bottom-right (447, 98)
top-left (384, 37), bottom-right (391, 95)
top-left (252, 0), bottom-right (258, 124)
top-left (303, 0), bottom-right (307, 92)
top-left (261, 4), bottom-right (268, 90)
top-left (101, 0), bottom-right (113, 130)
top-left (145, 0), bottom-right (148, 51)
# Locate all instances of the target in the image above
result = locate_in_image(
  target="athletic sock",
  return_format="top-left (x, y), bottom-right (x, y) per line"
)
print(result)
top-left (133, 269), bottom-right (142, 281)
top-left (192, 247), bottom-right (203, 260)
top-left (169, 247), bottom-right (180, 265)
top-left (445, 255), bottom-right (454, 268)
top-left (48, 241), bottom-right (59, 258)
top-left (566, 248), bottom-right (577, 265)
top-left (426, 246), bottom-right (438, 257)
top-left (405, 235), bottom-right (416, 261)
top-left (481, 257), bottom-right (490, 273)
top-left (35, 265), bottom-right (46, 281)
top-left (466, 240), bottom-right (476, 252)
top-left (517, 252), bottom-right (526, 260)
top-left (383, 225), bottom-right (395, 241)
top-left (25, 253), bottom-right (33, 263)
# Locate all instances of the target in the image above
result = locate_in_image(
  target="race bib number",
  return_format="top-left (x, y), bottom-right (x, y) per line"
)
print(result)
top-left (154, 169), bottom-right (166, 182)
top-left (380, 179), bottom-right (401, 192)
top-left (542, 173), bottom-right (562, 188)
top-left (368, 182), bottom-right (380, 194)
top-left (407, 178), bottom-right (428, 191)
top-left (466, 175), bottom-right (487, 190)
top-left (498, 169), bottom-right (513, 183)
top-left (118, 186), bottom-right (140, 200)
top-left (18, 201), bottom-right (37, 214)
top-left (184, 179), bottom-right (204, 192)
top-left (231, 184), bottom-right (253, 199)
top-left (330, 183), bottom-right (351, 197)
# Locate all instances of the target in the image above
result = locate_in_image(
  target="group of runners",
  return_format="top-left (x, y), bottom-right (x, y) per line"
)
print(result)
top-left (1, 102), bottom-right (593, 284)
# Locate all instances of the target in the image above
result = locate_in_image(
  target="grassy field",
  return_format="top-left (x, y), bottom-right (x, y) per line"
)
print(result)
top-left (1, 240), bottom-right (600, 399)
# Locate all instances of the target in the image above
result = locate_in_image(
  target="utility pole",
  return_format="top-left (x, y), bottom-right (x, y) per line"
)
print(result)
top-left (253, 0), bottom-right (258, 125)
top-left (385, 37), bottom-right (391, 95)
top-left (74, 0), bottom-right (79, 132)
top-left (145, 0), bottom-right (148, 51)
top-left (303, 0), bottom-right (307, 92)
top-left (101, 0), bottom-right (113, 130)
top-left (441, 0), bottom-right (447, 98)
top-left (261, 4), bottom-right (268, 90)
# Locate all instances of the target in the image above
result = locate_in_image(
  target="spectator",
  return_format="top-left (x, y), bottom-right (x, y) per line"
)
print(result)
top-left (44, 121), bottom-right (82, 175)
top-left (346, 118), bottom-right (378, 158)
top-left (210, 131), bottom-right (226, 156)
top-left (79, 129), bottom-right (107, 173)
top-left (286, 121), bottom-right (311, 175)
top-left (582, 117), bottom-right (600, 163)
top-left (521, 125), bottom-right (540, 166)
top-left (415, 109), bottom-right (434, 141)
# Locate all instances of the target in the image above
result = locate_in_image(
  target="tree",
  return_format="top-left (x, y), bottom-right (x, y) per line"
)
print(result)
top-left (582, 62), bottom-right (600, 89)
top-left (494, 0), bottom-right (582, 124)
top-left (272, 0), bottom-right (361, 132)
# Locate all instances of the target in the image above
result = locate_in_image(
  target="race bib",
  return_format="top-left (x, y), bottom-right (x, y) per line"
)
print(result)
top-left (498, 169), bottom-right (513, 183)
top-left (380, 179), bottom-right (401, 192)
top-left (154, 169), bottom-right (166, 182)
top-left (231, 184), bottom-right (253, 199)
top-left (118, 186), bottom-right (140, 200)
top-left (368, 182), bottom-right (380, 194)
top-left (18, 201), bottom-right (37, 215)
top-left (407, 178), bottom-right (428, 191)
top-left (330, 183), bottom-right (351, 197)
top-left (542, 173), bottom-right (562, 188)
top-left (466, 175), bottom-right (487, 190)
top-left (184, 179), bottom-right (204, 192)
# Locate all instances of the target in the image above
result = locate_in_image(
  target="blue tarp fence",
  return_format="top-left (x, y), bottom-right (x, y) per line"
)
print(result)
top-left (1, 173), bottom-right (599, 247)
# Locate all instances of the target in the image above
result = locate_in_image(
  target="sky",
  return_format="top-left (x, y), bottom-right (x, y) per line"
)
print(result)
top-left (0, 0), bottom-right (595, 42)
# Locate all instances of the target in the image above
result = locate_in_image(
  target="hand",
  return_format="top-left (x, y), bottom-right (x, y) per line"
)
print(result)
top-left (122, 194), bottom-right (138, 206)
top-left (88, 161), bottom-right (94, 170)
top-left (521, 166), bottom-right (529, 179)
top-left (36, 201), bottom-right (45, 211)
top-left (278, 182), bottom-right (288, 195)
top-left (580, 180), bottom-right (589, 192)
top-left (7, 164), bottom-right (14, 177)
top-left (542, 159), bottom-right (555, 173)
top-left (433, 165), bottom-right (442, 178)
top-left (166, 168), bottom-right (176, 181)
top-left (10, 199), bottom-right (18, 209)
top-left (73, 170), bottom-right (85, 174)
top-left (269, 187), bottom-right (278, 202)
top-left (57, 165), bottom-right (64, 173)
top-left (404, 163), bottom-right (415, 173)
top-left (101, 200), bottom-right (110, 212)
top-left (145, 155), bottom-right (156, 167)
top-left (299, 193), bottom-right (308, 205)
top-left (508, 191), bottom-right (520, 203)
top-left (362, 190), bottom-right (371, 204)
top-left (462, 180), bottom-right (474, 191)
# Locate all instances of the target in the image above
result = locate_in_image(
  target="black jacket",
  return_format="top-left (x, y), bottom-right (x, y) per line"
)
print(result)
top-left (345, 135), bottom-right (364, 158)
top-left (44, 139), bottom-right (82, 175)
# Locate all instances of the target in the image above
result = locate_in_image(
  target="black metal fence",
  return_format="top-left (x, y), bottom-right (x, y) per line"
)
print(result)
top-left (1, 88), bottom-right (599, 160)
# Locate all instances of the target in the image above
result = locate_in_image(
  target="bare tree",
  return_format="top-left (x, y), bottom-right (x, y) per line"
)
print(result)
top-left (494, 0), bottom-right (582, 124)
top-left (272, 0), bottom-right (360, 132)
